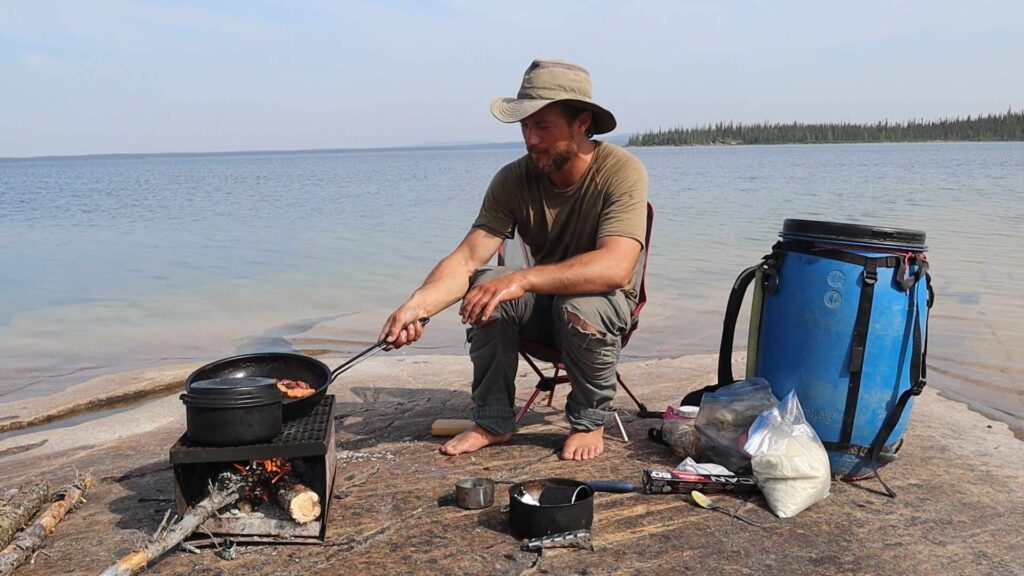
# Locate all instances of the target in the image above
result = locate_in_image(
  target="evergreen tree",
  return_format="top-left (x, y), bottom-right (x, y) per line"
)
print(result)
top-left (626, 110), bottom-right (1024, 146)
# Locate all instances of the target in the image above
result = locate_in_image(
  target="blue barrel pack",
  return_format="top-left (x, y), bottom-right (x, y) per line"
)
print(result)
top-left (712, 220), bottom-right (933, 486)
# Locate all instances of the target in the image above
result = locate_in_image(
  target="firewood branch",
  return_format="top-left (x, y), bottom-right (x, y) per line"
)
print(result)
top-left (98, 472), bottom-right (245, 576)
top-left (0, 480), bottom-right (50, 551)
top-left (0, 474), bottom-right (94, 576)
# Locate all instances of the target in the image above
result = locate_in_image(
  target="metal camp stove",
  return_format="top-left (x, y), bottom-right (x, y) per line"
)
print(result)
top-left (170, 395), bottom-right (336, 544)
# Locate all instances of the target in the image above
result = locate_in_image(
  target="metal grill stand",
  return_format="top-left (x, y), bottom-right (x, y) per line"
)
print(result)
top-left (170, 395), bottom-right (337, 544)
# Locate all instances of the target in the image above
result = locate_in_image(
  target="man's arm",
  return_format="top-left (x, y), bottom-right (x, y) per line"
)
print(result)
top-left (459, 235), bottom-right (641, 325)
top-left (380, 228), bottom-right (504, 347)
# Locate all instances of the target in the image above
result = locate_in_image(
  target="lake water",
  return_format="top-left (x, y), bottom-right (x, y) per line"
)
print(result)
top-left (1, 142), bottom-right (1021, 433)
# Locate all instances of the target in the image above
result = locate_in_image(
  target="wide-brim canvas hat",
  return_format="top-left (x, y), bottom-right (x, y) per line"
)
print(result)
top-left (490, 59), bottom-right (617, 135)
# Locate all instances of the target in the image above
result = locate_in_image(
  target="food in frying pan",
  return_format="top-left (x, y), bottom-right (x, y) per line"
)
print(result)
top-left (276, 379), bottom-right (316, 399)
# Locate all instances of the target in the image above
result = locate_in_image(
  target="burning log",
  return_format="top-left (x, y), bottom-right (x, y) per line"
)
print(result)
top-left (273, 478), bottom-right (321, 525)
top-left (0, 475), bottom-right (93, 576)
top-left (233, 458), bottom-right (321, 524)
top-left (99, 472), bottom-right (245, 576)
top-left (0, 480), bottom-right (50, 550)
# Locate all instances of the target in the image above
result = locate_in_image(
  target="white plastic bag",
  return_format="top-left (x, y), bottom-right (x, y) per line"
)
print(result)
top-left (743, 391), bottom-right (830, 518)
top-left (675, 458), bottom-right (734, 476)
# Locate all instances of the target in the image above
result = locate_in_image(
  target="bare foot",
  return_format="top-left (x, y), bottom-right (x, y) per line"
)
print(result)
top-left (561, 428), bottom-right (604, 461)
top-left (439, 425), bottom-right (511, 456)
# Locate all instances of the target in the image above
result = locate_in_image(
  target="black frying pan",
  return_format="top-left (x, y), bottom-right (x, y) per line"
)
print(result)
top-left (185, 318), bottom-right (429, 421)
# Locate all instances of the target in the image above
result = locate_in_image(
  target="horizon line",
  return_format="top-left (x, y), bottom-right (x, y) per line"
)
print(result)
top-left (0, 140), bottom-right (532, 162)
top-left (0, 132), bottom-right (636, 162)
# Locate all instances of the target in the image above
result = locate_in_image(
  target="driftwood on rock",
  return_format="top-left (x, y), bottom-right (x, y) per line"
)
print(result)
top-left (99, 473), bottom-right (246, 576)
top-left (273, 478), bottom-right (321, 524)
top-left (0, 475), bottom-right (93, 576)
top-left (0, 480), bottom-right (50, 550)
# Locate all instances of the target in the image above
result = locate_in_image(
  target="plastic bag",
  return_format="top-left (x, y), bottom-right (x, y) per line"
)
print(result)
top-left (744, 391), bottom-right (831, 518)
top-left (695, 378), bottom-right (777, 473)
top-left (675, 458), bottom-right (734, 476)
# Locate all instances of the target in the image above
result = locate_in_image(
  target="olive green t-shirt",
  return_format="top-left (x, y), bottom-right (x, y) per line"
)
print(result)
top-left (472, 141), bottom-right (648, 301)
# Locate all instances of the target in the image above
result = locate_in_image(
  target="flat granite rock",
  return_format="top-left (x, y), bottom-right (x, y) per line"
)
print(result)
top-left (0, 354), bottom-right (1021, 575)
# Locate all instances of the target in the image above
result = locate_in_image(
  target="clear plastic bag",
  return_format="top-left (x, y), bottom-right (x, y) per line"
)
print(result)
top-left (744, 391), bottom-right (831, 518)
top-left (695, 378), bottom-right (778, 473)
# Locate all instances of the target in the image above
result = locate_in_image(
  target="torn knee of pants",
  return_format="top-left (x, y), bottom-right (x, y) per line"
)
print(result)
top-left (564, 310), bottom-right (606, 338)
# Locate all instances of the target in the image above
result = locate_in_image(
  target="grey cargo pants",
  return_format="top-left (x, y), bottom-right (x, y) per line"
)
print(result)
top-left (467, 267), bottom-right (632, 435)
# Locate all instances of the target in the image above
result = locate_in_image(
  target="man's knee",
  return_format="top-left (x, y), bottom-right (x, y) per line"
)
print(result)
top-left (564, 309), bottom-right (606, 338)
top-left (552, 299), bottom-right (625, 361)
top-left (466, 267), bottom-right (525, 334)
top-left (553, 296), bottom-right (627, 343)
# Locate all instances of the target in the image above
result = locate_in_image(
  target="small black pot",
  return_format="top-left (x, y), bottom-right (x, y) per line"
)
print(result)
top-left (181, 377), bottom-right (283, 446)
top-left (508, 478), bottom-right (594, 538)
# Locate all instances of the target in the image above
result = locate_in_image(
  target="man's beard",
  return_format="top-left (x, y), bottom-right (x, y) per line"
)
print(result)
top-left (528, 139), bottom-right (577, 175)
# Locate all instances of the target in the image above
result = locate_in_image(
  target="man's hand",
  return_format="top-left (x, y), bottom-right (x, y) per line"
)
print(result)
top-left (460, 272), bottom-right (528, 325)
top-left (379, 304), bottom-right (428, 350)
top-left (377, 230), bottom-right (503, 348)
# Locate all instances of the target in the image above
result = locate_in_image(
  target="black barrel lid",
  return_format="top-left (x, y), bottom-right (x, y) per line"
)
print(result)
top-left (183, 376), bottom-right (282, 407)
top-left (781, 219), bottom-right (927, 250)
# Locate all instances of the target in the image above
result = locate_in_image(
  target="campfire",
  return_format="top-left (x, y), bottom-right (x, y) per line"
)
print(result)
top-left (230, 458), bottom-right (322, 524)
top-left (96, 394), bottom-right (337, 574)
top-left (169, 395), bottom-right (337, 544)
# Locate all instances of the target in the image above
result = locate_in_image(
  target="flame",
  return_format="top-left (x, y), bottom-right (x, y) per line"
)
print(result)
top-left (261, 458), bottom-right (292, 484)
top-left (234, 458), bottom-right (292, 484)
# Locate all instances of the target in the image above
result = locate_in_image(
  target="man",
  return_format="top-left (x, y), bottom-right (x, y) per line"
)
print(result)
top-left (379, 58), bottom-right (648, 461)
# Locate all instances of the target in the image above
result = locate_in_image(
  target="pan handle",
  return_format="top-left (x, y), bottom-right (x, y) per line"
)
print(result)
top-left (584, 480), bottom-right (639, 494)
top-left (329, 317), bottom-right (430, 382)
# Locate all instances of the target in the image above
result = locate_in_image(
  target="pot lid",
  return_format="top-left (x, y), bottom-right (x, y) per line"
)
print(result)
top-left (184, 376), bottom-right (282, 407)
top-left (190, 376), bottom-right (278, 394)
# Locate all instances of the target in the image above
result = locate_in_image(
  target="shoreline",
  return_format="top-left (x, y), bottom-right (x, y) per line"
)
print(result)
top-left (1, 351), bottom-right (1021, 446)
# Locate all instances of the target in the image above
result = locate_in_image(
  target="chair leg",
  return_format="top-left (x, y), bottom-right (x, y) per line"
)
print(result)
top-left (515, 386), bottom-right (544, 423)
top-left (519, 359), bottom-right (659, 427)
top-left (519, 382), bottom-right (631, 442)
top-left (612, 412), bottom-right (629, 443)
top-left (546, 366), bottom-right (558, 407)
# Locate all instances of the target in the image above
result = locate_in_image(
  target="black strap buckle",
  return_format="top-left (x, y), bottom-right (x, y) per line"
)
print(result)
top-left (863, 265), bottom-right (878, 285)
top-left (761, 248), bottom-right (784, 294)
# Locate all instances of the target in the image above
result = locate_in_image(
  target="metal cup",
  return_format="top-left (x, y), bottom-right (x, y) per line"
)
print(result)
top-left (455, 477), bottom-right (495, 509)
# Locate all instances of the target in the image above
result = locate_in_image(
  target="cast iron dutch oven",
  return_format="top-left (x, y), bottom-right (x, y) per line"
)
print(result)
top-left (180, 376), bottom-right (282, 446)
top-left (185, 318), bottom-right (429, 422)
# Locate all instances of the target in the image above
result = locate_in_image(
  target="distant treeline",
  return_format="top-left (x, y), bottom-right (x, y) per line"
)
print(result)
top-left (627, 108), bottom-right (1024, 146)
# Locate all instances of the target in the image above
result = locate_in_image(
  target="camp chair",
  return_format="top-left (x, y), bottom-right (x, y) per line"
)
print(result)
top-left (497, 203), bottom-right (660, 438)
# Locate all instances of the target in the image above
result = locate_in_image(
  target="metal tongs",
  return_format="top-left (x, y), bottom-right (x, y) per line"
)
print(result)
top-left (329, 317), bottom-right (429, 380)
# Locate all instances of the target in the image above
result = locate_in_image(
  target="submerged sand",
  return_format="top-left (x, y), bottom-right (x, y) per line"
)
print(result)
top-left (0, 353), bottom-right (1022, 575)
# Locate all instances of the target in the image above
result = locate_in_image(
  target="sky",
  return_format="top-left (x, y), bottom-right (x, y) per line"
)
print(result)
top-left (1, 0), bottom-right (1022, 157)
